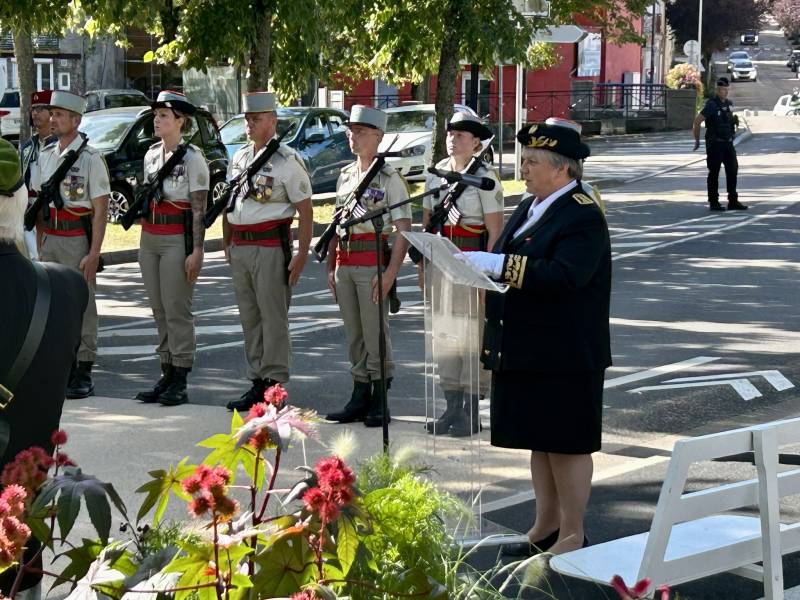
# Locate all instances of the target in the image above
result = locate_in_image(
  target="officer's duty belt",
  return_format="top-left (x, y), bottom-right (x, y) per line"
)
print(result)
top-left (338, 239), bottom-right (389, 253)
top-left (150, 212), bottom-right (187, 225)
top-left (232, 228), bottom-right (284, 242)
top-left (51, 219), bottom-right (85, 232)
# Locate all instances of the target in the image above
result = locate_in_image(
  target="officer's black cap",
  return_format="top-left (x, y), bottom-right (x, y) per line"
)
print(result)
top-left (516, 122), bottom-right (590, 161)
top-left (716, 77), bottom-right (730, 87)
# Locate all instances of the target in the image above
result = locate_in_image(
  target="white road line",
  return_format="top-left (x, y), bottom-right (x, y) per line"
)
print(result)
top-left (603, 356), bottom-right (721, 389)
top-left (611, 242), bottom-right (658, 248)
top-left (631, 379), bottom-right (762, 401)
top-left (666, 370), bottom-right (794, 391)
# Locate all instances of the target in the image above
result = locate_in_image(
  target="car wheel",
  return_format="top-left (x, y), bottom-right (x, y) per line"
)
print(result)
top-left (107, 185), bottom-right (132, 223)
top-left (208, 176), bottom-right (227, 212)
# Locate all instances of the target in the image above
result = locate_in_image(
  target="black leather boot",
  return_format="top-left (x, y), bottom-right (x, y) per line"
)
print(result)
top-left (226, 379), bottom-right (267, 412)
top-left (66, 361), bottom-right (95, 399)
top-left (326, 381), bottom-right (371, 423)
top-left (135, 364), bottom-right (175, 403)
top-left (159, 366), bottom-right (190, 406)
top-left (449, 394), bottom-right (481, 437)
top-left (425, 389), bottom-right (463, 434)
top-left (364, 378), bottom-right (391, 428)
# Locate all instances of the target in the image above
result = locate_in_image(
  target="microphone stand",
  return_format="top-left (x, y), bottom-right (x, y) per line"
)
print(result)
top-left (340, 183), bottom-right (448, 451)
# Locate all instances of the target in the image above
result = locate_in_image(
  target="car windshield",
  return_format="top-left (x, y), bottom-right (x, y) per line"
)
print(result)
top-left (386, 110), bottom-right (435, 133)
top-left (78, 114), bottom-right (136, 152)
top-left (104, 93), bottom-right (149, 109)
top-left (0, 92), bottom-right (19, 108)
top-left (220, 113), bottom-right (302, 145)
top-left (736, 62), bottom-right (753, 68)
top-left (730, 52), bottom-right (749, 60)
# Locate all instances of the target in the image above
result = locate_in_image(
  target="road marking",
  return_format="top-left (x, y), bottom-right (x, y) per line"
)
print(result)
top-left (631, 378), bottom-right (763, 401)
top-left (665, 370), bottom-right (794, 391)
top-left (603, 356), bottom-right (721, 389)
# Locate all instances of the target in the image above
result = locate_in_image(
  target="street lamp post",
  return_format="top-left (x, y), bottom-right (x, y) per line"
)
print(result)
top-left (697, 0), bottom-right (703, 70)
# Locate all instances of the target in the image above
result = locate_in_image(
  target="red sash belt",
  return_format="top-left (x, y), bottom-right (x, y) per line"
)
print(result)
top-left (442, 223), bottom-right (486, 252)
top-left (141, 200), bottom-right (191, 235)
top-left (337, 233), bottom-right (389, 267)
top-left (44, 207), bottom-right (92, 237)
top-left (230, 218), bottom-right (292, 247)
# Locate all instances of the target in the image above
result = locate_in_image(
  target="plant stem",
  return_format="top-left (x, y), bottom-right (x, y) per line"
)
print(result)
top-left (212, 512), bottom-right (223, 600)
top-left (257, 447), bottom-right (281, 521)
top-left (320, 578), bottom-right (435, 597)
top-left (9, 501), bottom-right (58, 599)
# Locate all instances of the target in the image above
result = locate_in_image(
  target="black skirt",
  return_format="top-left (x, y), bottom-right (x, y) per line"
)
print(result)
top-left (489, 369), bottom-right (605, 454)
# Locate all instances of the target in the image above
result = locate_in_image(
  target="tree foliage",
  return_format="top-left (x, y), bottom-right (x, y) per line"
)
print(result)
top-left (773, 0), bottom-right (800, 37)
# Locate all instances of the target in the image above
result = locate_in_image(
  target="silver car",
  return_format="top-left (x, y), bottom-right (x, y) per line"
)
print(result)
top-left (727, 51), bottom-right (751, 72)
top-left (731, 60), bottom-right (757, 82)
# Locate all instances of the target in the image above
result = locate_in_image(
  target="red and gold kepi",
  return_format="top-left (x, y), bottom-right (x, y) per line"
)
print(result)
top-left (31, 89), bottom-right (53, 108)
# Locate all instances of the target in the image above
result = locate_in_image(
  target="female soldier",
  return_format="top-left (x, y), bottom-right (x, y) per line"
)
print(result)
top-left (420, 112), bottom-right (503, 436)
top-left (135, 91), bottom-right (209, 406)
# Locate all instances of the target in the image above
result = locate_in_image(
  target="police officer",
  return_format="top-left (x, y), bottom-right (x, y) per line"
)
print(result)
top-left (31, 91), bottom-right (110, 399)
top-left (19, 90), bottom-right (57, 259)
top-left (693, 77), bottom-right (747, 211)
top-left (134, 91), bottom-right (209, 407)
top-left (421, 112), bottom-right (502, 436)
top-left (224, 92), bottom-right (313, 412)
top-left (325, 105), bottom-right (411, 427)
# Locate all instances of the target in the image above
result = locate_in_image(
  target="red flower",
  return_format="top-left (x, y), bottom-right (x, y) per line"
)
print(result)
top-left (314, 456), bottom-right (355, 492)
top-left (51, 429), bottom-right (68, 447)
top-left (246, 403), bottom-right (268, 420)
top-left (611, 575), bottom-right (651, 599)
top-left (302, 488), bottom-right (326, 513)
top-left (264, 383), bottom-right (288, 408)
top-left (0, 485), bottom-right (27, 517)
top-left (56, 452), bottom-right (75, 467)
top-left (1, 447), bottom-right (54, 494)
top-left (181, 465), bottom-right (237, 521)
top-left (290, 592), bottom-right (318, 600)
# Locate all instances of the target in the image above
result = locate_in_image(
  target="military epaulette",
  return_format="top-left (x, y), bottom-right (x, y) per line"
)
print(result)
top-left (573, 192), bottom-right (594, 205)
top-left (275, 144), bottom-right (294, 158)
top-left (380, 163), bottom-right (397, 177)
top-left (502, 254), bottom-right (527, 290)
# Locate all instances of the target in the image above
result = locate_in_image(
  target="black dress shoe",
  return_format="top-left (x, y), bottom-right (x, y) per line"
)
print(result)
top-left (709, 202), bottom-right (726, 211)
top-left (727, 201), bottom-right (748, 210)
top-left (500, 528), bottom-right (559, 558)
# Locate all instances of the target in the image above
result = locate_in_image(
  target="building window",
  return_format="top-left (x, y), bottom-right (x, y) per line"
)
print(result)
top-left (58, 72), bottom-right (70, 90)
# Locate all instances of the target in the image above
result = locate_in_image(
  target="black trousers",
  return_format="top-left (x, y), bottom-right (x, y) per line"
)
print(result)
top-left (706, 141), bottom-right (738, 204)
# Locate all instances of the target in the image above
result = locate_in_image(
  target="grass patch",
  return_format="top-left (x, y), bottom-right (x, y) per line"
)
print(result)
top-left (102, 220), bottom-right (224, 253)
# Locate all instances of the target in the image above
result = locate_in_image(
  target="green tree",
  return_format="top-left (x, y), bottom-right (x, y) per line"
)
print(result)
top-left (0, 1), bottom-right (70, 140)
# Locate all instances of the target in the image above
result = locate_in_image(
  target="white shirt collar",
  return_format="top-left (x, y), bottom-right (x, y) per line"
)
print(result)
top-left (513, 179), bottom-right (578, 239)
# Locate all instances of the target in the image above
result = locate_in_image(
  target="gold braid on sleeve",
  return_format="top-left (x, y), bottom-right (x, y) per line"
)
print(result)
top-left (502, 254), bottom-right (527, 289)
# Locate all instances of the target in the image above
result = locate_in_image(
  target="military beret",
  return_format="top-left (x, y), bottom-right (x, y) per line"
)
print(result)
top-left (447, 112), bottom-right (492, 140)
top-left (242, 91), bottom-right (276, 113)
top-left (152, 90), bottom-right (197, 115)
top-left (516, 121), bottom-right (590, 161)
top-left (31, 89), bottom-right (53, 108)
top-left (348, 105), bottom-right (387, 132)
top-left (716, 77), bottom-right (730, 87)
top-left (49, 90), bottom-right (87, 116)
top-left (0, 138), bottom-right (23, 198)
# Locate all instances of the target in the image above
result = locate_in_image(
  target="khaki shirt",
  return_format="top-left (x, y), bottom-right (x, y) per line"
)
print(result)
top-left (144, 142), bottom-right (210, 204)
top-left (226, 140), bottom-right (312, 225)
top-left (335, 161), bottom-right (411, 236)
top-left (423, 157), bottom-right (503, 226)
top-left (33, 135), bottom-right (111, 210)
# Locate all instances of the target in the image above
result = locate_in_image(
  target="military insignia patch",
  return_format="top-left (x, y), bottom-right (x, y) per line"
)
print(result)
top-left (300, 179), bottom-right (310, 195)
top-left (573, 193), bottom-right (594, 205)
top-left (495, 189), bottom-right (504, 204)
top-left (197, 170), bottom-right (208, 189)
top-left (254, 175), bottom-right (275, 203)
top-left (362, 186), bottom-right (386, 206)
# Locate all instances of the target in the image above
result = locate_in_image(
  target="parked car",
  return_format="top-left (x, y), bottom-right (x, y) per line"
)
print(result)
top-left (85, 89), bottom-right (150, 112)
top-left (731, 60), bottom-right (757, 81)
top-left (740, 29), bottom-right (759, 45)
top-left (727, 51), bottom-right (751, 72)
top-left (0, 89), bottom-right (21, 142)
top-left (78, 106), bottom-right (229, 222)
top-left (381, 104), bottom-right (494, 181)
top-left (772, 92), bottom-right (800, 116)
top-left (219, 107), bottom-right (353, 193)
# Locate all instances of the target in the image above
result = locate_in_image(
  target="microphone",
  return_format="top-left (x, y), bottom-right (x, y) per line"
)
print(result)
top-left (427, 167), bottom-right (496, 191)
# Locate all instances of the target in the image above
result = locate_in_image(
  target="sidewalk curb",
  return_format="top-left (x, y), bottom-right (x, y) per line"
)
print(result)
top-left (100, 129), bottom-right (755, 267)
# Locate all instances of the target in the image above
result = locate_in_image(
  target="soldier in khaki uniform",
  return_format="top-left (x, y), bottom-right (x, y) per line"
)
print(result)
top-left (135, 91), bottom-right (209, 407)
top-left (421, 112), bottom-right (503, 436)
top-left (326, 105), bottom-right (411, 427)
top-left (32, 90), bottom-right (110, 399)
top-left (224, 91), bottom-right (313, 412)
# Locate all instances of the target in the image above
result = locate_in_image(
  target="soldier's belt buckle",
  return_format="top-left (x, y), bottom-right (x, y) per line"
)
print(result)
top-left (0, 384), bottom-right (14, 410)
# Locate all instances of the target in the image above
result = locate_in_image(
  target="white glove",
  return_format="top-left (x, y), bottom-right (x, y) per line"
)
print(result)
top-left (459, 251), bottom-right (504, 279)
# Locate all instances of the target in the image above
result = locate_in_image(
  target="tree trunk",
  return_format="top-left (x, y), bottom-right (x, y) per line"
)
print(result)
top-left (248, 3), bottom-right (272, 91)
top-left (13, 28), bottom-right (34, 142)
top-left (412, 76), bottom-right (429, 102)
top-left (431, 2), bottom-right (462, 164)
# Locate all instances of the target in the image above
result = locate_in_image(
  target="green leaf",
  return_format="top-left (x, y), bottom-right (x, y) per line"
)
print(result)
top-left (135, 458), bottom-right (194, 524)
top-left (164, 540), bottom-right (252, 600)
top-left (335, 515), bottom-right (358, 577)
top-left (251, 533), bottom-right (316, 597)
top-left (143, 50), bottom-right (154, 62)
top-left (198, 411), bottom-right (264, 488)
top-left (84, 485), bottom-right (112, 544)
top-left (51, 539), bottom-right (104, 593)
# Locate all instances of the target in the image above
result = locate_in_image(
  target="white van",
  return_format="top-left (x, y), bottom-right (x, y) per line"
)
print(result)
top-left (772, 92), bottom-right (800, 116)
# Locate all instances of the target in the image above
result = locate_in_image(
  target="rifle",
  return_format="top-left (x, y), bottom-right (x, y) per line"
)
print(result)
top-left (203, 122), bottom-right (296, 229)
top-left (79, 214), bottom-right (105, 273)
top-left (24, 136), bottom-right (89, 231)
top-left (120, 144), bottom-right (189, 231)
top-left (312, 155), bottom-right (385, 262)
top-left (408, 152), bottom-right (485, 264)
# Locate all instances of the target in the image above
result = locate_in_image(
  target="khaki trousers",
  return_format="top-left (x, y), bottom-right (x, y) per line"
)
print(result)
top-left (230, 244), bottom-right (291, 382)
top-left (335, 264), bottom-right (394, 383)
top-left (138, 231), bottom-right (196, 368)
top-left (40, 234), bottom-right (97, 362)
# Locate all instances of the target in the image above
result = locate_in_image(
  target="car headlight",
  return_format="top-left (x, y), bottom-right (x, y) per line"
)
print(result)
top-left (404, 144), bottom-right (426, 157)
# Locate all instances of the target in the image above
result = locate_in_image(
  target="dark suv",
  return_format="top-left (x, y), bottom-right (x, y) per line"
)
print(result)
top-left (79, 106), bottom-right (229, 222)
top-left (740, 29), bottom-right (759, 45)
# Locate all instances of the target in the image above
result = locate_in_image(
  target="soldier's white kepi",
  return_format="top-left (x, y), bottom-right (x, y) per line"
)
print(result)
top-left (152, 90), bottom-right (197, 115)
top-left (447, 111), bottom-right (492, 140)
top-left (242, 92), bottom-right (276, 113)
top-left (348, 105), bottom-right (387, 132)
top-left (49, 90), bottom-right (87, 116)
top-left (545, 117), bottom-right (582, 135)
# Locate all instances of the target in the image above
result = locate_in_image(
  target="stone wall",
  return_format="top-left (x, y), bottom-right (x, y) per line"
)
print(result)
top-left (665, 88), bottom-right (697, 130)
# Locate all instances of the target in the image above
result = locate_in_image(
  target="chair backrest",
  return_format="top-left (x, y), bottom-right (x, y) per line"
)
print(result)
top-left (638, 416), bottom-right (800, 587)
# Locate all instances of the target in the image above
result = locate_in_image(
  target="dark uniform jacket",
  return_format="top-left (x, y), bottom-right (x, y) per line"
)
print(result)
top-left (702, 97), bottom-right (736, 144)
top-left (19, 134), bottom-right (58, 189)
top-left (481, 184), bottom-right (612, 373)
